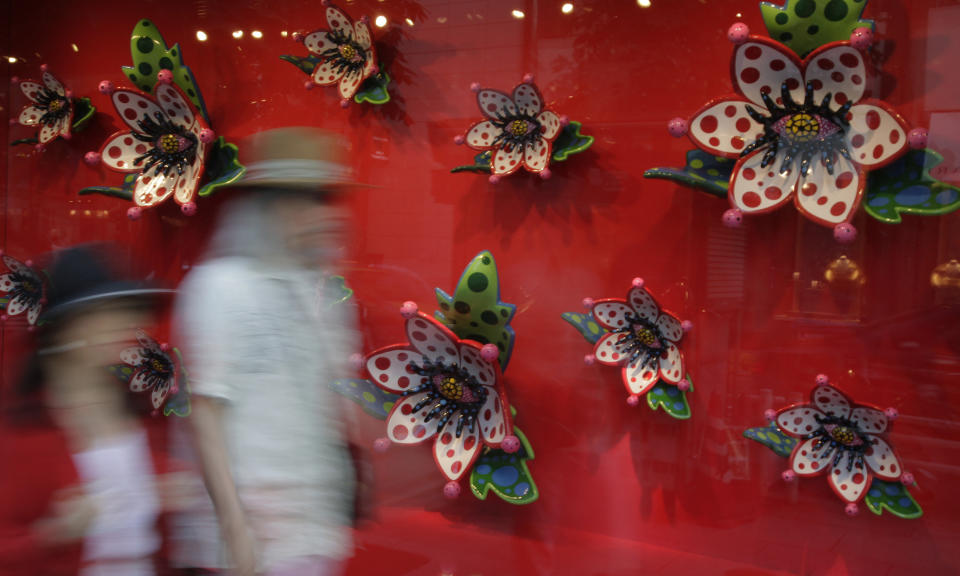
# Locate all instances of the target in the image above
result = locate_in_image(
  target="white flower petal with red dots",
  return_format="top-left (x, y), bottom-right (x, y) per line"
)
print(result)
top-left (627, 285), bottom-right (660, 323)
top-left (133, 172), bottom-right (179, 207)
top-left (362, 53), bottom-right (377, 79)
top-left (304, 30), bottom-right (338, 56)
top-left (18, 105), bottom-right (43, 126)
top-left (828, 452), bottom-right (870, 502)
top-left (42, 71), bottom-right (64, 96)
top-left (312, 59), bottom-right (347, 86)
top-left (655, 312), bottom-right (683, 343)
top-left (478, 392), bottom-right (507, 444)
top-left (811, 385), bottom-right (851, 419)
top-left (512, 82), bottom-right (543, 116)
top-left (523, 138), bottom-right (551, 172)
top-left (354, 20), bottom-right (373, 50)
top-left (465, 120), bottom-right (500, 150)
top-left (458, 343), bottom-right (497, 388)
top-left (155, 83), bottom-right (196, 132)
top-left (851, 406), bottom-right (888, 435)
top-left (27, 303), bottom-right (41, 326)
top-left (538, 110), bottom-right (562, 141)
top-left (151, 379), bottom-right (172, 410)
top-left (733, 40), bottom-right (803, 108)
top-left (776, 405), bottom-right (823, 437)
top-left (136, 330), bottom-right (159, 352)
top-left (795, 156), bottom-right (863, 225)
top-left (174, 144), bottom-right (205, 205)
top-left (130, 369), bottom-right (154, 392)
top-left (790, 437), bottom-right (833, 477)
top-left (864, 436), bottom-right (902, 480)
top-left (325, 6), bottom-right (354, 35)
top-left (38, 122), bottom-right (60, 144)
top-left (387, 393), bottom-right (436, 445)
top-left (405, 315), bottom-right (458, 364)
top-left (20, 82), bottom-right (43, 103)
top-left (689, 99), bottom-right (764, 157)
top-left (622, 357), bottom-right (660, 396)
top-left (5, 294), bottom-right (31, 316)
top-left (0, 274), bottom-right (15, 293)
top-left (2, 256), bottom-right (30, 275)
top-left (492, 145), bottom-right (523, 175)
top-left (592, 301), bottom-right (634, 331)
top-left (58, 115), bottom-right (72, 140)
top-left (844, 102), bottom-right (909, 167)
top-left (434, 425), bottom-right (481, 481)
top-left (112, 90), bottom-right (165, 132)
top-left (730, 150), bottom-right (799, 214)
top-left (657, 342), bottom-right (684, 384)
top-left (593, 332), bottom-right (628, 366)
top-left (120, 346), bottom-right (145, 366)
top-left (101, 132), bottom-right (146, 172)
top-left (338, 68), bottom-right (364, 100)
top-left (804, 45), bottom-right (865, 108)
top-left (367, 347), bottom-right (425, 393)
top-left (477, 90), bottom-right (517, 120)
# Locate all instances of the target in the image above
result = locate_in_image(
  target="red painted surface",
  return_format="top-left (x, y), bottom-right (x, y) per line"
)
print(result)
top-left (2, 0), bottom-right (960, 574)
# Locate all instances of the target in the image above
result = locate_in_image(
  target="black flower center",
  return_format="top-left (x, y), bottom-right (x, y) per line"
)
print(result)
top-left (806, 413), bottom-right (870, 473)
top-left (741, 81), bottom-right (852, 177)
top-left (131, 111), bottom-right (198, 177)
top-left (613, 314), bottom-right (667, 369)
top-left (319, 29), bottom-right (368, 77)
top-left (402, 358), bottom-right (488, 438)
top-left (35, 87), bottom-right (70, 126)
top-left (491, 111), bottom-right (542, 151)
top-left (142, 350), bottom-right (174, 385)
top-left (9, 271), bottom-right (42, 305)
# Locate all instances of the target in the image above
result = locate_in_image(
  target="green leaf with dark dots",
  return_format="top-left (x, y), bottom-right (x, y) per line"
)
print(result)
top-left (643, 149), bottom-right (734, 198)
top-left (646, 376), bottom-right (693, 420)
top-left (107, 363), bottom-right (135, 383)
top-left (197, 137), bottom-right (246, 197)
top-left (760, 0), bottom-right (873, 58)
top-left (280, 54), bottom-right (322, 76)
top-left (551, 121), bottom-right (594, 162)
top-left (561, 311), bottom-right (607, 345)
top-left (864, 478), bottom-right (923, 519)
top-left (451, 151), bottom-right (492, 174)
top-left (864, 148), bottom-right (960, 223)
top-left (470, 426), bottom-right (538, 505)
top-left (323, 275), bottom-right (354, 308)
top-left (328, 378), bottom-right (399, 420)
top-left (743, 422), bottom-right (798, 458)
top-left (121, 19), bottom-right (209, 121)
top-left (79, 173), bottom-right (137, 202)
top-left (71, 97), bottom-right (96, 132)
top-left (434, 250), bottom-right (516, 370)
top-left (354, 70), bottom-right (391, 105)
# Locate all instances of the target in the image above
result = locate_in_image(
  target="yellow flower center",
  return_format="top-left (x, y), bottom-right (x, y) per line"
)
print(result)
top-left (635, 328), bottom-right (657, 347)
top-left (339, 44), bottom-right (357, 60)
top-left (439, 377), bottom-right (464, 401)
top-left (829, 426), bottom-right (857, 445)
top-left (160, 134), bottom-right (180, 154)
top-left (49, 100), bottom-right (63, 112)
top-left (509, 119), bottom-right (528, 137)
top-left (785, 113), bottom-right (820, 143)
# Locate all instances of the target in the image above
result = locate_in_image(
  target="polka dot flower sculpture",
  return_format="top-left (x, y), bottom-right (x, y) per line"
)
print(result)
top-left (566, 278), bottom-right (695, 420)
top-left (745, 375), bottom-right (921, 519)
top-left (81, 19), bottom-right (244, 219)
top-left (117, 329), bottom-right (191, 417)
top-left (0, 253), bottom-right (45, 327)
top-left (11, 66), bottom-right (95, 150)
top-left (365, 304), bottom-right (519, 498)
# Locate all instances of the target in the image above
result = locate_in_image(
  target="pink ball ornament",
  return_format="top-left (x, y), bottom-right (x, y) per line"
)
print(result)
top-left (632, 277), bottom-right (645, 289)
top-left (321, 0), bottom-right (331, 6)
top-left (900, 472), bottom-right (915, 486)
top-left (626, 394), bottom-right (641, 407)
top-left (488, 174), bottom-right (501, 185)
top-left (340, 98), bottom-right (351, 109)
top-left (160, 342), bottom-right (171, 352)
top-left (480, 343), bottom-right (499, 363)
top-left (815, 373), bottom-right (830, 386)
top-left (559, 115), bottom-right (570, 127)
top-left (61, 132), bottom-right (72, 141)
top-left (667, 117), bottom-right (688, 138)
top-left (722, 208), bottom-right (743, 228)
top-left (0, 315), bottom-right (7, 323)
top-left (304, 80), bottom-right (315, 90)
top-left (360, 15), bottom-right (370, 24)
top-left (292, 31), bottom-right (304, 43)
top-left (727, 22), bottom-right (750, 45)
top-left (40, 64), bottom-right (49, 72)
top-left (199, 129), bottom-right (216, 144)
top-left (349, 353), bottom-right (364, 371)
top-left (27, 325), bottom-right (36, 333)
top-left (126, 206), bottom-right (143, 221)
top-left (583, 354), bottom-right (596, 366)
top-left (845, 503), bottom-right (860, 517)
top-left (538, 168), bottom-right (552, 180)
top-left (65, 89), bottom-right (74, 99)
top-left (850, 27), bottom-right (873, 50)
top-left (681, 320), bottom-right (694, 333)
top-left (908, 128), bottom-right (928, 150)
top-left (502, 435), bottom-right (520, 453)
top-left (98, 80), bottom-right (115, 95)
top-left (8, 119), bottom-right (17, 126)
top-left (885, 407), bottom-right (899, 421)
top-left (443, 481), bottom-right (461, 499)
top-left (24, 260), bottom-right (33, 268)
top-left (764, 409), bottom-right (777, 422)
top-left (171, 384), bottom-right (179, 394)
top-left (781, 470), bottom-right (796, 482)
top-left (373, 437), bottom-right (390, 453)
top-left (454, 134), bottom-right (465, 145)
top-left (370, 64), bottom-right (380, 76)
top-left (677, 379), bottom-right (690, 392)
top-left (157, 69), bottom-right (173, 84)
top-left (581, 297), bottom-right (594, 309)
top-left (10, 76), bottom-right (19, 84)
top-left (151, 409), bottom-right (160, 417)
top-left (470, 82), bottom-right (481, 93)
top-left (522, 73), bottom-right (534, 84)
top-left (34, 143), bottom-right (45, 152)
top-left (833, 223), bottom-right (857, 244)
top-left (180, 202), bottom-right (198, 216)
top-left (400, 301), bottom-right (419, 318)
top-left (84, 151), bottom-right (101, 166)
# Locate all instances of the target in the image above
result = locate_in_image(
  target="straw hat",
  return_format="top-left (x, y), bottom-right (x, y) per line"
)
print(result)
top-left (232, 126), bottom-right (364, 190)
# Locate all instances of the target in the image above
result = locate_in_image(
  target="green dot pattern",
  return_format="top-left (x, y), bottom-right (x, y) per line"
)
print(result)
top-left (760, 0), bottom-right (872, 58)
top-left (743, 423), bottom-right (798, 458)
top-left (865, 149), bottom-right (960, 223)
top-left (328, 378), bottom-right (400, 421)
top-left (469, 426), bottom-right (539, 505)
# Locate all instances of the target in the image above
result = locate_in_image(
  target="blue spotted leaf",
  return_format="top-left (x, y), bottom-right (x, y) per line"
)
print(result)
top-left (864, 148), bottom-right (960, 223)
top-left (646, 376), bottom-right (693, 420)
top-left (354, 71), bottom-right (391, 105)
top-left (329, 378), bottom-right (399, 420)
top-left (864, 478), bottom-right (923, 519)
top-left (551, 121), bottom-right (594, 162)
top-left (470, 426), bottom-right (538, 505)
top-left (643, 149), bottom-right (734, 198)
top-left (743, 422), bottom-right (798, 458)
top-left (561, 311), bottom-right (607, 345)
top-left (198, 137), bottom-right (246, 197)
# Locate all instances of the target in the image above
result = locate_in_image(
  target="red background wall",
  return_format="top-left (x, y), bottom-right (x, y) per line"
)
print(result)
top-left (3, 0), bottom-right (960, 574)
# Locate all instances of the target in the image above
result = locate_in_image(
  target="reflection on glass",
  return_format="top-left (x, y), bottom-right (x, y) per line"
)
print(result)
top-left (562, 3), bottom-right (574, 14)
top-left (251, 30), bottom-right (263, 39)
top-left (196, 30), bottom-right (208, 41)
top-left (231, 30), bottom-right (243, 39)
top-left (511, 9), bottom-right (525, 19)
top-left (638, 0), bottom-right (651, 7)
top-left (375, 15), bottom-right (387, 27)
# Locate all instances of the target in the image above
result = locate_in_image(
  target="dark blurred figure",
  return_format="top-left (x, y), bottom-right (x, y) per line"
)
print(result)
top-left (169, 128), bottom-right (360, 576)
top-left (0, 244), bottom-right (175, 575)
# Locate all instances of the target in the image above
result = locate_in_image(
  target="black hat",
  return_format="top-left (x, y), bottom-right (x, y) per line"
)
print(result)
top-left (40, 244), bottom-right (175, 323)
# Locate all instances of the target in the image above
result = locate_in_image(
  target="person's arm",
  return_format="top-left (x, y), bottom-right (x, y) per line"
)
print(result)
top-left (190, 396), bottom-right (256, 576)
